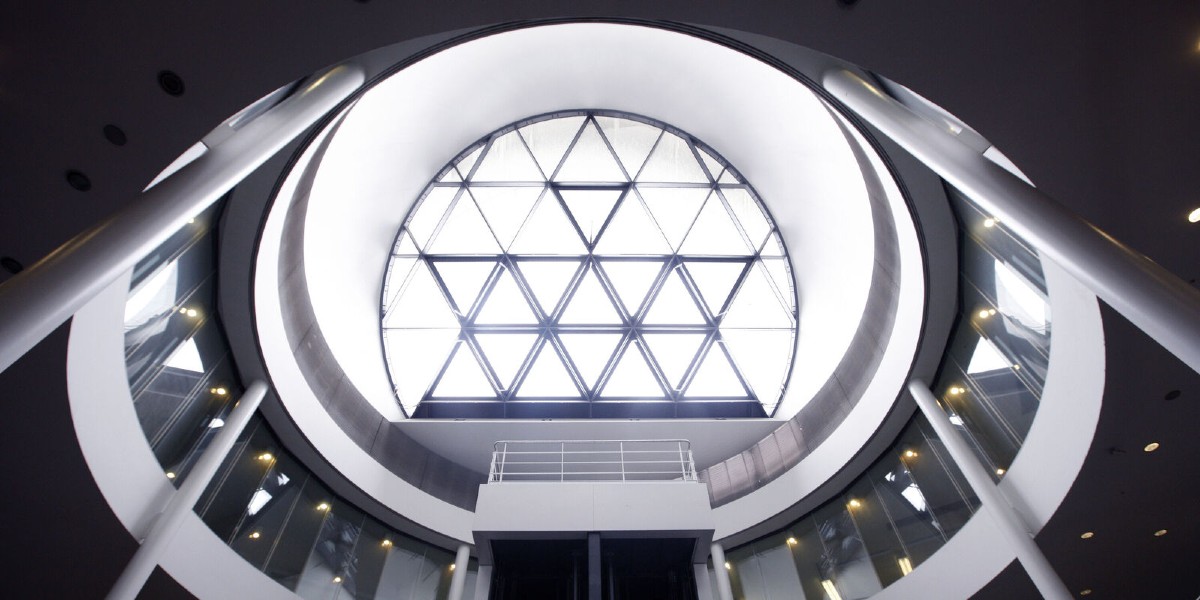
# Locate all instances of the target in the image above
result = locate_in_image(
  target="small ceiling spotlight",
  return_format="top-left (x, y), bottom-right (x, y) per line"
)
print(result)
top-left (903, 449), bottom-right (918, 459)
top-left (1154, 529), bottom-right (1168, 537)
top-left (249, 531), bottom-right (261, 540)
top-left (724, 562), bottom-right (732, 570)
top-left (983, 217), bottom-right (997, 228)
top-left (1188, 207), bottom-right (1200, 223)
top-left (1080, 590), bottom-right (1092, 597)
top-left (786, 537), bottom-right (798, 546)
top-left (381, 539), bottom-right (393, 548)
top-left (165, 471), bottom-right (176, 480)
top-left (1144, 442), bottom-right (1160, 452)
top-left (1080, 531), bottom-right (1094, 539)
top-left (848, 498), bottom-right (862, 508)
top-left (995, 468), bottom-right (1006, 476)
top-left (316, 502), bottom-right (330, 511)
top-left (333, 576), bottom-right (343, 583)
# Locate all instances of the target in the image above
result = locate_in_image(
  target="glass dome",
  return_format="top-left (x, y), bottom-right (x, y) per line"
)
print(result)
top-left (381, 110), bottom-right (797, 418)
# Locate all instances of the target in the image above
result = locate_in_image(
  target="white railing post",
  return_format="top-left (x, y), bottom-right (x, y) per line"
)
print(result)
top-left (107, 381), bottom-right (268, 600)
top-left (907, 380), bottom-right (1072, 600)
top-left (0, 65), bottom-right (365, 375)
top-left (823, 68), bottom-right (1200, 374)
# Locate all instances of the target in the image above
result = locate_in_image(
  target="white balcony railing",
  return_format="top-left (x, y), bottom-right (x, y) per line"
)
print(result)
top-left (488, 439), bottom-right (697, 483)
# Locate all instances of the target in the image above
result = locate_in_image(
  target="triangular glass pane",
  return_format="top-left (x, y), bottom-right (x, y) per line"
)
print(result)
top-left (721, 329), bottom-right (793, 408)
top-left (643, 333), bottom-right (707, 389)
top-left (591, 196), bottom-right (671, 255)
top-left (643, 269), bottom-right (706, 325)
top-left (638, 187), bottom-right (711, 250)
top-left (428, 195), bottom-right (502, 255)
top-left (761, 232), bottom-right (785, 257)
top-left (685, 343), bottom-right (750, 398)
top-left (509, 195), bottom-right (588, 255)
top-left (559, 266), bottom-right (622, 325)
top-left (967, 337), bottom-right (1010, 374)
top-left (469, 186), bottom-right (543, 249)
top-left (718, 170), bottom-right (741, 184)
top-left (698, 148), bottom-right (724, 181)
top-left (599, 260), bottom-right (664, 315)
top-left (553, 122), bottom-right (626, 183)
top-left (407, 187), bottom-right (459, 250)
top-left (636, 132), bottom-right (708, 183)
top-left (595, 116), bottom-right (661, 178)
top-left (471, 131), bottom-right (544, 182)
top-left (438, 168), bottom-right (462, 183)
top-left (474, 267), bottom-right (538, 324)
top-left (678, 196), bottom-right (754, 256)
top-left (601, 343), bottom-right (665, 398)
top-left (720, 263), bottom-right (794, 329)
top-left (516, 260), bottom-right (580, 315)
top-left (559, 333), bottom-right (624, 390)
top-left (384, 261), bottom-right (459, 328)
top-left (560, 188), bottom-right (623, 243)
top-left (393, 231), bottom-right (419, 256)
top-left (382, 256), bottom-right (417, 313)
top-left (761, 257), bottom-right (796, 312)
top-left (721, 188), bottom-right (771, 250)
top-left (429, 260), bottom-right (495, 314)
top-left (385, 328), bottom-right (459, 411)
top-left (431, 344), bottom-right (496, 398)
top-left (455, 146), bottom-right (484, 178)
top-left (516, 345), bottom-right (581, 397)
top-left (519, 116), bottom-right (586, 177)
top-left (683, 261), bottom-right (747, 316)
top-left (475, 333), bottom-right (539, 388)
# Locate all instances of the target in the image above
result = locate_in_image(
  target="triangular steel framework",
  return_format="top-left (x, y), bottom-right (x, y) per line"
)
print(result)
top-left (381, 110), bottom-right (798, 418)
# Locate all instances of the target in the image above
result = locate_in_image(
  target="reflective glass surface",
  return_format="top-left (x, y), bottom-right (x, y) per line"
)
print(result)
top-left (382, 111), bottom-right (798, 419)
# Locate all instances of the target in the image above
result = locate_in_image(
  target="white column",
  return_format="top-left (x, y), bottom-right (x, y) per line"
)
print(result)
top-left (447, 543), bottom-right (472, 600)
top-left (107, 381), bottom-right (268, 600)
top-left (824, 68), bottom-right (1200, 375)
top-left (709, 543), bottom-right (734, 600)
top-left (693, 563), bottom-right (715, 600)
top-left (907, 380), bottom-right (1072, 600)
top-left (0, 63), bottom-right (365, 375)
top-left (473, 565), bottom-right (492, 600)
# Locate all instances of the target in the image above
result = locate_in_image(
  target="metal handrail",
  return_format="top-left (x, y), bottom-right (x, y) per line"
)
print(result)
top-left (488, 439), bottom-right (697, 483)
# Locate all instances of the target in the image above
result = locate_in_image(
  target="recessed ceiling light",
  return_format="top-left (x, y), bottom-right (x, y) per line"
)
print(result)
top-left (786, 537), bottom-right (798, 546)
top-left (1154, 529), bottom-right (1168, 537)
top-left (995, 468), bottom-right (1006, 475)
top-left (724, 562), bottom-right (732, 570)
top-left (848, 498), bottom-right (862, 508)
top-left (1144, 442), bottom-right (1160, 452)
top-left (978, 309), bottom-right (991, 319)
top-left (449, 564), bottom-right (456, 571)
top-left (898, 557), bottom-right (914, 575)
top-left (249, 531), bottom-right (261, 539)
top-left (381, 539), bottom-right (393, 548)
top-left (185, 308), bottom-right (198, 318)
top-left (1188, 207), bottom-right (1200, 223)
top-left (1080, 590), bottom-right (1092, 596)
top-left (983, 218), bottom-right (997, 228)
top-left (257, 453), bottom-right (273, 462)
top-left (333, 576), bottom-right (343, 583)
top-left (316, 502), bottom-right (330, 511)
top-left (165, 471), bottom-right (176, 479)
top-left (1080, 531), bottom-right (1094, 539)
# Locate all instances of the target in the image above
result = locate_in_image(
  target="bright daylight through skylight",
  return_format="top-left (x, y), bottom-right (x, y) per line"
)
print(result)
top-left (381, 111), bottom-right (797, 418)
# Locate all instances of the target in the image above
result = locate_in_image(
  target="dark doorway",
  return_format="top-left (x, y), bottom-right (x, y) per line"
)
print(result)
top-left (489, 537), bottom-right (698, 600)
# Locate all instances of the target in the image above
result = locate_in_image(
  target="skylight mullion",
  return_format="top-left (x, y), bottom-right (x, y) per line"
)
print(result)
top-left (543, 115), bottom-right (590, 182)
top-left (686, 137), bottom-right (721, 184)
top-left (713, 337), bottom-right (756, 400)
top-left (421, 340), bottom-right (469, 403)
top-left (591, 112), bottom-right (637, 182)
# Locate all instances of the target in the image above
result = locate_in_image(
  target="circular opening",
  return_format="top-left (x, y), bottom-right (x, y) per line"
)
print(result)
top-left (157, 70), bottom-right (186, 97)
top-left (381, 111), bottom-right (798, 419)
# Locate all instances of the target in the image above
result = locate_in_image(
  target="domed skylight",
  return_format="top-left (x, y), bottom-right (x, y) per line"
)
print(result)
top-left (381, 111), bottom-right (796, 418)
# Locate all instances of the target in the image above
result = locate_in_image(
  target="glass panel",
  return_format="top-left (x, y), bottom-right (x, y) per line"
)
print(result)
top-left (393, 231), bottom-right (419, 256)
top-left (553, 121), bottom-right (626, 182)
top-left (470, 131), bottom-right (543, 182)
top-left (559, 333), bottom-right (624, 390)
top-left (475, 333), bottom-right (539, 389)
top-left (516, 259), bottom-right (580, 315)
top-left (761, 257), bottom-right (796, 313)
top-left (753, 534), bottom-right (807, 600)
top-left (198, 420), bottom-right (277, 541)
top-left (474, 268), bottom-right (537, 325)
top-left (721, 329), bottom-right (793, 408)
top-left (904, 419), bottom-right (978, 538)
top-left (966, 337), bottom-right (1009, 374)
top-left (515, 344), bottom-right (581, 397)
top-left (812, 500), bottom-right (883, 600)
top-left (384, 328), bottom-right (459, 411)
top-left (845, 477), bottom-right (906, 588)
top-left (725, 544), bottom-right (764, 600)
top-left (594, 116), bottom-right (661, 177)
top-left (519, 116), bottom-right (586, 177)
top-left (454, 146), bottom-right (484, 178)
top-left (228, 451), bottom-right (307, 571)
top-left (722, 187), bottom-right (772, 250)
top-left (559, 267), bottom-right (622, 325)
top-left (429, 260), bottom-right (495, 315)
top-left (294, 498), bottom-right (365, 600)
top-left (638, 187), bottom-right (710, 249)
top-left (760, 231), bottom-right (785, 257)
top-left (382, 256), bottom-right (417, 314)
top-left (718, 170), bottom-right (740, 184)
top-left (383, 262), bottom-right (459, 329)
top-left (375, 536), bottom-right (432, 599)
top-left (697, 148), bottom-right (724, 182)
top-left (264, 477), bottom-right (334, 590)
top-left (468, 186), bottom-right (543, 249)
top-left (642, 333), bottom-right (707, 389)
top-left (599, 260), bottom-right (664, 315)
top-left (636, 132), bottom-right (707, 183)
top-left (437, 168), bottom-right (461, 183)
top-left (642, 270), bottom-right (706, 325)
top-left (559, 188), bottom-right (623, 243)
top-left (600, 342), bottom-right (665, 398)
top-left (406, 187), bottom-right (458, 250)
top-left (345, 519), bottom-right (393, 600)
top-left (679, 195), bottom-right (754, 256)
top-left (509, 194), bottom-right (588, 255)
top-left (721, 265), bottom-right (794, 329)
top-left (430, 344), bottom-right (496, 398)
top-left (427, 195), bottom-right (501, 255)
top-left (683, 261), bottom-right (747, 316)
top-left (591, 195), bottom-right (672, 255)
top-left (684, 343), bottom-right (749, 398)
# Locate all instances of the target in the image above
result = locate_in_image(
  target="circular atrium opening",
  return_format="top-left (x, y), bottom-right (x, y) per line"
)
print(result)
top-left (382, 111), bottom-right (797, 419)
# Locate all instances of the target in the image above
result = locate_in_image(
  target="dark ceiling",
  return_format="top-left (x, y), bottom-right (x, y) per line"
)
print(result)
top-left (0, 1), bottom-right (1198, 598)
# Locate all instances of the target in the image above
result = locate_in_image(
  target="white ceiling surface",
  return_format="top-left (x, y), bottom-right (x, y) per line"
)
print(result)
top-left (299, 24), bottom-right (876, 427)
